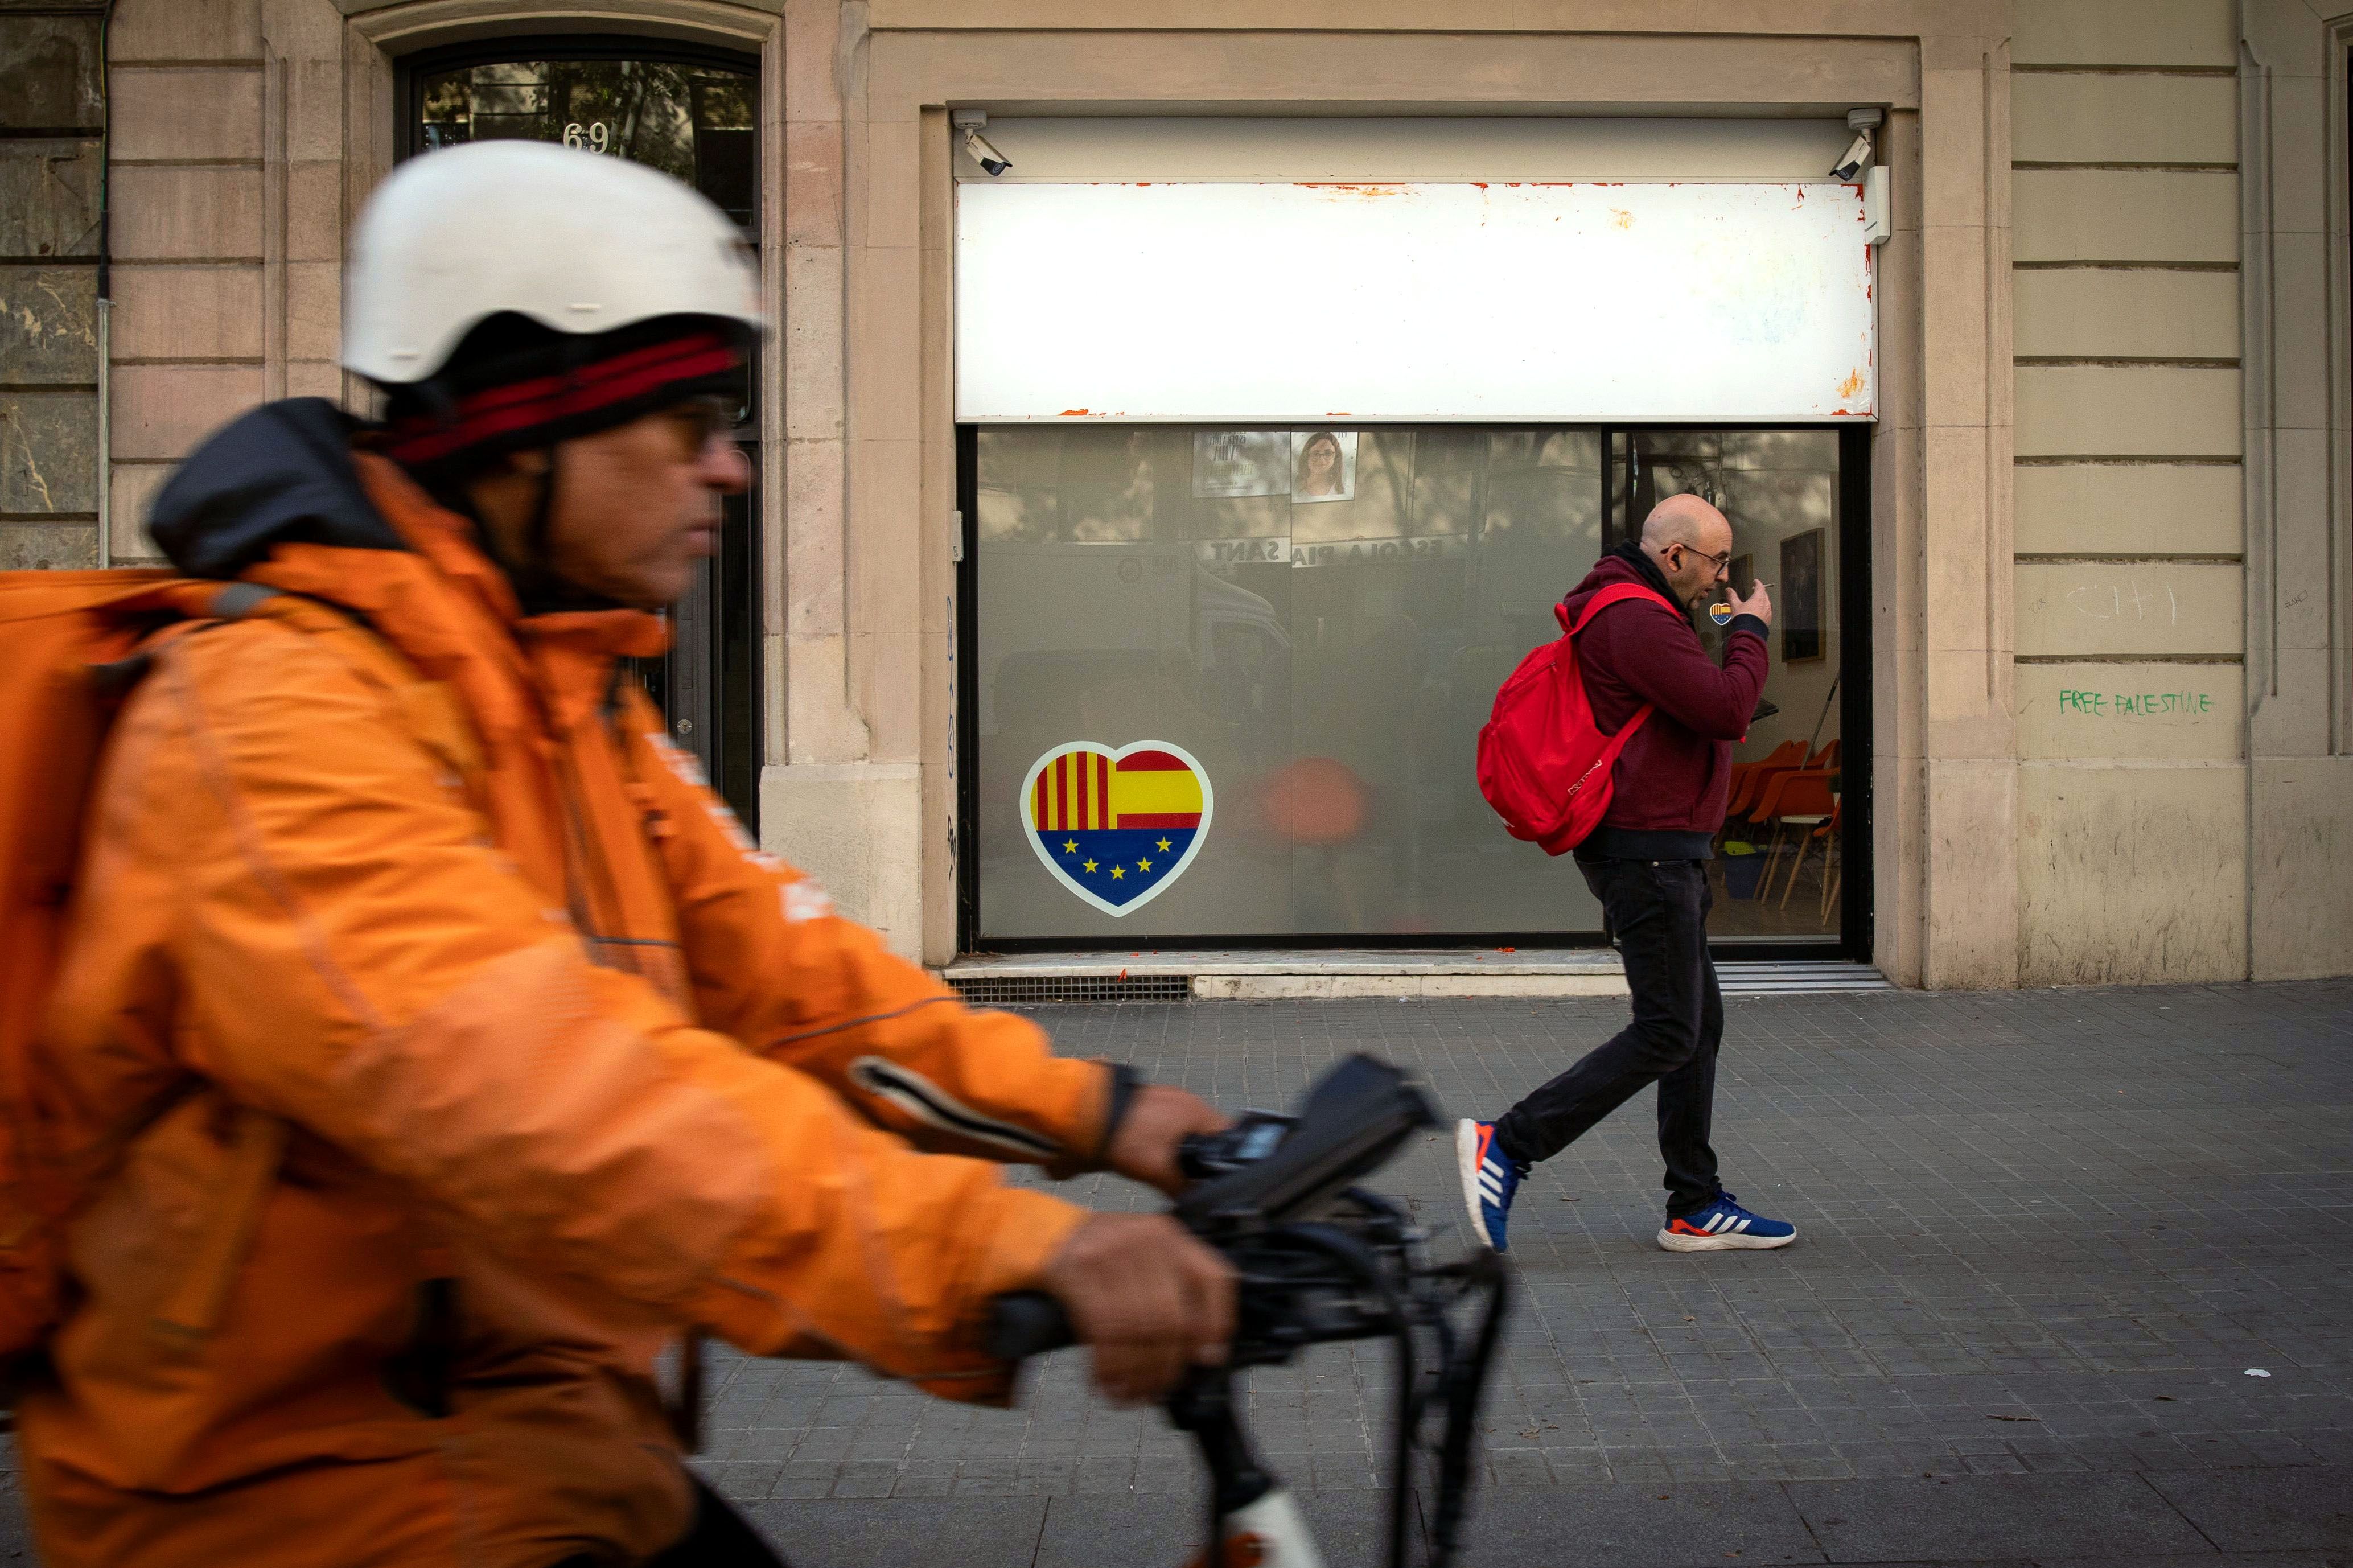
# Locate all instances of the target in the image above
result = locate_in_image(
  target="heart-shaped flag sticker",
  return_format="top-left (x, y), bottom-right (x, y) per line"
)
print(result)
top-left (1019, 741), bottom-right (1214, 917)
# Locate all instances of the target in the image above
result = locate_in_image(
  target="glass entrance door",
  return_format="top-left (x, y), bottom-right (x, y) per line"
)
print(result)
top-left (1608, 430), bottom-right (1866, 948)
top-left (403, 42), bottom-right (763, 826)
top-left (962, 424), bottom-right (1866, 952)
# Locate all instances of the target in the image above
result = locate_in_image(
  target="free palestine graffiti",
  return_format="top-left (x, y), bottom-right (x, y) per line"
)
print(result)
top-left (2056, 690), bottom-right (2214, 718)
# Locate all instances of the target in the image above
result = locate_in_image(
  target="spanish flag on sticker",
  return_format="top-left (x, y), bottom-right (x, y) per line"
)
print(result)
top-left (1019, 741), bottom-right (1214, 917)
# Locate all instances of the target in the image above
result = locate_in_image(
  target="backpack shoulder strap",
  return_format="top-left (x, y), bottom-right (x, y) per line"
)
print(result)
top-left (1565, 582), bottom-right (1678, 637)
top-left (84, 581), bottom-right (286, 696)
top-left (193, 585), bottom-right (415, 687)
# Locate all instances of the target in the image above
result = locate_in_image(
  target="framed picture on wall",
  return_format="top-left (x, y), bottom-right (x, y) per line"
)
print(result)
top-left (1779, 528), bottom-right (1824, 663)
top-left (1729, 552), bottom-right (1755, 596)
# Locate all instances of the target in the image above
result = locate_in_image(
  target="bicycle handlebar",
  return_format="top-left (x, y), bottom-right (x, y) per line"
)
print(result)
top-left (985, 1289), bottom-right (1074, 1361)
top-left (976, 1057), bottom-right (1505, 1568)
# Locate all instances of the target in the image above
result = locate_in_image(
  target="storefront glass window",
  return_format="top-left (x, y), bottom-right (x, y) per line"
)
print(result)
top-left (973, 425), bottom-right (1848, 946)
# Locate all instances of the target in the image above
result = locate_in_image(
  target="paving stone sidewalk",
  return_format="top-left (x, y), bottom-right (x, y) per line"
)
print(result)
top-left (2, 978), bottom-right (2346, 1566)
top-left (691, 978), bottom-right (2353, 1567)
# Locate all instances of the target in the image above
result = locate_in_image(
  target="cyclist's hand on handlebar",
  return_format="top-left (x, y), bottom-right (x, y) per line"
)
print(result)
top-left (1104, 1085), bottom-right (1231, 1196)
top-left (1040, 1213), bottom-right (1235, 1406)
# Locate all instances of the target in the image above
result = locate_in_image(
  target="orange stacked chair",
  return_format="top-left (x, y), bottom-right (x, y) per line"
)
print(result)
top-left (1724, 739), bottom-right (1806, 825)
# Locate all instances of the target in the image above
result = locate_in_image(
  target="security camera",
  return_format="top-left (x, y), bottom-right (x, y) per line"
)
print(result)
top-left (1832, 106), bottom-right (1883, 181)
top-left (951, 109), bottom-right (1011, 178)
top-left (962, 127), bottom-right (1012, 177)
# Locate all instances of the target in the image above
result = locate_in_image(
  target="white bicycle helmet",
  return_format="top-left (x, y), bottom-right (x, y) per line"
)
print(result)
top-left (344, 138), bottom-right (761, 386)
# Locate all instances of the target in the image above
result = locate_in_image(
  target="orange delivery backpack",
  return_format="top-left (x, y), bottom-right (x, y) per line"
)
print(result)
top-left (0, 570), bottom-right (281, 1402)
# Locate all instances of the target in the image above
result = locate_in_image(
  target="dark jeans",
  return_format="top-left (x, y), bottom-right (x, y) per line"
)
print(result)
top-left (1492, 856), bottom-right (1725, 1219)
top-left (554, 1478), bottom-right (788, 1568)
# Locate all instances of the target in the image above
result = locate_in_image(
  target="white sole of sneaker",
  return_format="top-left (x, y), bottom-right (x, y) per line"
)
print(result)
top-left (1455, 1120), bottom-right (1497, 1250)
top-left (1656, 1227), bottom-right (1797, 1253)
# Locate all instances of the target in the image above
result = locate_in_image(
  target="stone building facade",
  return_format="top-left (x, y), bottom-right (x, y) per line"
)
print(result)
top-left (0, 0), bottom-right (2346, 990)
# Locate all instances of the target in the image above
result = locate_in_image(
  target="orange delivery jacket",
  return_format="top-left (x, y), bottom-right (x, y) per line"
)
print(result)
top-left (17, 400), bottom-right (1113, 1567)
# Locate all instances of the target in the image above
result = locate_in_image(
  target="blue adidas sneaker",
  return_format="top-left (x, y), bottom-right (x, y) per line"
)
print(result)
top-left (1658, 1190), bottom-right (1796, 1252)
top-left (1456, 1120), bottom-right (1524, 1252)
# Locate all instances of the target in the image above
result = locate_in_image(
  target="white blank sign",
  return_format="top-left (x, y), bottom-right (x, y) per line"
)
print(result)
top-left (955, 181), bottom-right (1876, 424)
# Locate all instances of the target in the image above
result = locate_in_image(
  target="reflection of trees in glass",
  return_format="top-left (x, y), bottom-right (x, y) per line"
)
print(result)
top-left (976, 487), bottom-right (1060, 544)
top-left (1478, 431), bottom-right (1603, 553)
top-left (1617, 429), bottom-right (1727, 530)
top-left (977, 430), bottom-right (1079, 544)
top-left (692, 75), bottom-right (754, 130)
top-left (416, 60), bottom-right (755, 224)
top-left (560, 62), bottom-right (691, 178)
top-left (1409, 430), bottom-right (1482, 541)
top-left (420, 74), bottom-right (469, 124)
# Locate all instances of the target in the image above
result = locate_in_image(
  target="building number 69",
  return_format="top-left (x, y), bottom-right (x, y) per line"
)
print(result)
top-left (562, 122), bottom-right (611, 153)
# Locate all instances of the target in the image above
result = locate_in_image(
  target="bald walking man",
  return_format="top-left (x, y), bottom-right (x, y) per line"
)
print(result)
top-left (1458, 495), bottom-right (1799, 1254)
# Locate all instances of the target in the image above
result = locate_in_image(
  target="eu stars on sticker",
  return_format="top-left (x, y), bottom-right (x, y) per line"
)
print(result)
top-left (1708, 602), bottom-right (1734, 626)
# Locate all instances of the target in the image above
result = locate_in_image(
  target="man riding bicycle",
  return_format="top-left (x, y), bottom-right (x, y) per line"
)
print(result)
top-left (14, 142), bottom-right (1233, 1568)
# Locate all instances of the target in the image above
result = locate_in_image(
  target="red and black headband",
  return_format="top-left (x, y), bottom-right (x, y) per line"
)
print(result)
top-left (381, 314), bottom-right (747, 475)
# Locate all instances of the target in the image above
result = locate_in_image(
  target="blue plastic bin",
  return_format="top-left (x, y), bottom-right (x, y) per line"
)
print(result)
top-left (1722, 851), bottom-right (1766, 899)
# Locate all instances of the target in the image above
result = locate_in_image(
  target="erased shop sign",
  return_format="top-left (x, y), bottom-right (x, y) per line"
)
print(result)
top-left (959, 182), bottom-right (1877, 423)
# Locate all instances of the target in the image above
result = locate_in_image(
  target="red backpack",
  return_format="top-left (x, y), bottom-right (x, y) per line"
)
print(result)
top-left (1475, 582), bottom-right (1676, 855)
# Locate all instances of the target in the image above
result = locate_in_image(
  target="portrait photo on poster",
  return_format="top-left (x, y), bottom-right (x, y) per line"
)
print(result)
top-left (1779, 528), bottom-right (1824, 664)
top-left (1291, 430), bottom-right (1357, 504)
top-left (1192, 431), bottom-right (1293, 499)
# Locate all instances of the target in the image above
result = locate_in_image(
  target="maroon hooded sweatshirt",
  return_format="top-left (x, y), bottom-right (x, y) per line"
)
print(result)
top-left (1567, 542), bottom-right (1770, 861)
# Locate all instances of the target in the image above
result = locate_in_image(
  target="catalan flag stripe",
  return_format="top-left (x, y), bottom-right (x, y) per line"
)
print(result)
top-left (1032, 747), bottom-right (1208, 830)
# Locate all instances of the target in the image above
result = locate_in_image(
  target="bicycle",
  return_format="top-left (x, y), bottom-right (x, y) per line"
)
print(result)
top-left (989, 1055), bottom-right (1509, 1568)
